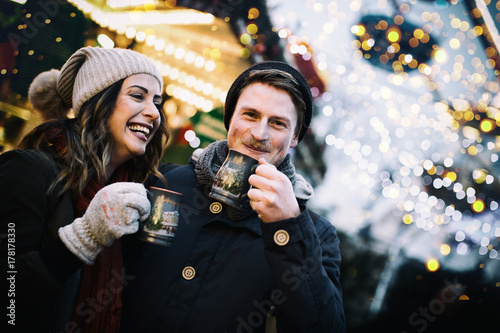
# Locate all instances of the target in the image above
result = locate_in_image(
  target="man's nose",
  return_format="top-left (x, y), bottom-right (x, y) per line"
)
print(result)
top-left (250, 120), bottom-right (270, 141)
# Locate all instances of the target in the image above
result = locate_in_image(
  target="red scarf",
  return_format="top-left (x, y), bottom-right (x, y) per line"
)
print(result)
top-left (50, 129), bottom-right (128, 332)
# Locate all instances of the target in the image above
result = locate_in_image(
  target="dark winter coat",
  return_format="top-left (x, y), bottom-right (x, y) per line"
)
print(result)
top-left (0, 149), bottom-right (82, 332)
top-left (121, 160), bottom-right (346, 332)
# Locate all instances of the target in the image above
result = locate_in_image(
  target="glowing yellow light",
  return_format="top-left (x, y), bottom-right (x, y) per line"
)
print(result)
top-left (459, 295), bottom-right (470, 301)
top-left (240, 47), bottom-right (251, 59)
top-left (144, 2), bottom-right (156, 11)
top-left (472, 199), bottom-right (485, 213)
top-left (392, 61), bottom-right (403, 72)
top-left (248, 8), bottom-right (259, 19)
top-left (464, 111), bottom-right (475, 121)
top-left (480, 118), bottom-right (495, 132)
top-left (426, 258), bottom-right (440, 272)
top-left (361, 40), bottom-right (372, 51)
top-left (247, 23), bottom-right (258, 34)
top-left (209, 48), bottom-right (221, 60)
top-left (390, 43), bottom-right (400, 53)
top-left (444, 171), bottom-right (457, 182)
top-left (240, 34), bottom-right (252, 45)
top-left (440, 244), bottom-right (451, 255)
top-left (427, 165), bottom-right (436, 175)
top-left (352, 24), bottom-right (366, 36)
top-left (403, 214), bottom-right (413, 225)
top-left (414, 29), bottom-right (424, 39)
top-left (467, 146), bottom-right (478, 155)
top-left (387, 28), bottom-right (401, 43)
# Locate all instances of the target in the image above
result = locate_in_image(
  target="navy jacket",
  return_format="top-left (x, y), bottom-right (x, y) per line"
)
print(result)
top-left (121, 160), bottom-right (345, 332)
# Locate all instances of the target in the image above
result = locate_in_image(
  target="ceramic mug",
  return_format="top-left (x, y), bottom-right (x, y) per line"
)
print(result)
top-left (136, 187), bottom-right (182, 247)
top-left (209, 149), bottom-right (259, 208)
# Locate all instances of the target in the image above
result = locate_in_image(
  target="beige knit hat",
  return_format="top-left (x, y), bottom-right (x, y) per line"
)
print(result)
top-left (29, 47), bottom-right (163, 120)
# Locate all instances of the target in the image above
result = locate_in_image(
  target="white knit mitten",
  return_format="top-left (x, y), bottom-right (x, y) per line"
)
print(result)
top-left (59, 182), bottom-right (150, 264)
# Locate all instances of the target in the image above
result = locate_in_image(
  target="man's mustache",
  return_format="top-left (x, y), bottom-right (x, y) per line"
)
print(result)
top-left (242, 138), bottom-right (272, 152)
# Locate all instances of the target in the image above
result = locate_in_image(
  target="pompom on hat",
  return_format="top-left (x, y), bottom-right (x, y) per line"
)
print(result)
top-left (223, 61), bottom-right (313, 142)
top-left (28, 47), bottom-right (163, 120)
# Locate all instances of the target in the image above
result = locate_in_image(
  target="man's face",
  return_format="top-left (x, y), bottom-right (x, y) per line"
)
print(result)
top-left (226, 82), bottom-right (299, 166)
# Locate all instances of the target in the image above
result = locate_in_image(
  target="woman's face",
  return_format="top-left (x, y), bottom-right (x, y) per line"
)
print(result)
top-left (107, 73), bottom-right (162, 169)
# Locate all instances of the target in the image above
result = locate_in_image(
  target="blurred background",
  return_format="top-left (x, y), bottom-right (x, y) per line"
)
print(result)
top-left (1, 0), bottom-right (499, 331)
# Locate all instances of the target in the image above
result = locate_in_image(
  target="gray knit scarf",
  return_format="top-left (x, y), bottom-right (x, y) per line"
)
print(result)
top-left (194, 140), bottom-right (313, 221)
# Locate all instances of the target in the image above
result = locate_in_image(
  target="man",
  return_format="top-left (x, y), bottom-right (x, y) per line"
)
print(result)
top-left (121, 61), bottom-right (346, 332)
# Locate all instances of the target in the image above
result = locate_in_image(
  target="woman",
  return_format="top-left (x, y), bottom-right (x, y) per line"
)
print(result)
top-left (0, 46), bottom-right (168, 332)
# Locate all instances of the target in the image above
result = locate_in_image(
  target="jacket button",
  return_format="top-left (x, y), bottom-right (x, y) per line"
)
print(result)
top-left (209, 202), bottom-right (223, 214)
top-left (274, 230), bottom-right (290, 246)
top-left (182, 266), bottom-right (196, 280)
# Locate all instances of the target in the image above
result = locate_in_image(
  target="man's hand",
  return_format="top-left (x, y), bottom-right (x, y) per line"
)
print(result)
top-left (247, 158), bottom-right (300, 223)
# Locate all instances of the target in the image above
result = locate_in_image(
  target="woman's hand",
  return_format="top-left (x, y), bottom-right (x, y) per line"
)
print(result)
top-left (59, 182), bottom-right (150, 264)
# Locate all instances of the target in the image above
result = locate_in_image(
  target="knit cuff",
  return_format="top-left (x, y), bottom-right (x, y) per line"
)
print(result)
top-left (58, 217), bottom-right (103, 265)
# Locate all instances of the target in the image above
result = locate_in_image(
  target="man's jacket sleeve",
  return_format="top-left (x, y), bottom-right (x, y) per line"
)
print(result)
top-left (261, 208), bottom-right (346, 332)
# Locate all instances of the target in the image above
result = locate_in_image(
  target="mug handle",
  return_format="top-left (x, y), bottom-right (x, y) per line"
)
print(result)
top-left (146, 189), bottom-right (153, 202)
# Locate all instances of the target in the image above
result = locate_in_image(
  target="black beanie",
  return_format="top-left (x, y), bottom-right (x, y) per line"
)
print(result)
top-left (224, 61), bottom-right (313, 142)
